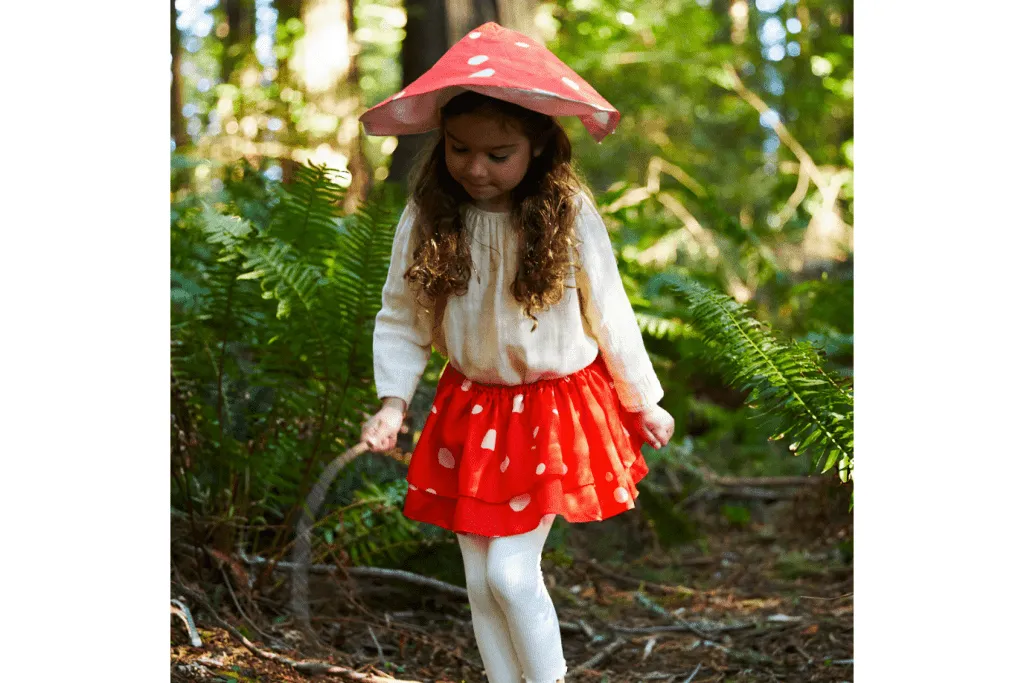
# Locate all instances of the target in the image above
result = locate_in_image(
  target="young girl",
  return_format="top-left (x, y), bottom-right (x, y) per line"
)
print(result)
top-left (359, 23), bottom-right (674, 683)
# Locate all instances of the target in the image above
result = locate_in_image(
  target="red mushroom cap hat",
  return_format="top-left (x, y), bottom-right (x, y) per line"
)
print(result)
top-left (359, 22), bottom-right (620, 143)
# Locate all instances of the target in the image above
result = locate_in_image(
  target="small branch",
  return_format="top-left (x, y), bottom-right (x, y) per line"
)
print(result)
top-left (366, 626), bottom-right (384, 663)
top-left (170, 599), bottom-right (203, 648)
top-left (569, 635), bottom-right (628, 677)
top-left (714, 475), bottom-right (820, 487)
top-left (291, 442), bottom-right (368, 629)
top-left (682, 662), bottom-right (702, 683)
top-left (583, 558), bottom-right (694, 595)
top-left (218, 565), bottom-right (274, 642)
top-left (721, 64), bottom-right (824, 189)
top-left (240, 550), bottom-right (469, 599)
top-left (174, 582), bottom-right (423, 682)
top-left (609, 622), bottom-right (755, 636)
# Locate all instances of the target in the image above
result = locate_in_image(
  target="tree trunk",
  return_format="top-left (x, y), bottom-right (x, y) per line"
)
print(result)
top-left (446, 0), bottom-right (497, 46)
top-left (275, 0), bottom-right (303, 184)
top-left (221, 0), bottom-right (255, 86)
top-left (497, 0), bottom-right (538, 39)
top-left (389, 0), bottom-right (450, 189)
top-left (343, 0), bottom-right (371, 212)
top-left (170, 0), bottom-right (188, 151)
top-left (291, 0), bottom-right (368, 209)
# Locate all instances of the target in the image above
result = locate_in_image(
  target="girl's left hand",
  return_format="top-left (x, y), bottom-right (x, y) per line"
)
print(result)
top-left (637, 404), bottom-right (675, 450)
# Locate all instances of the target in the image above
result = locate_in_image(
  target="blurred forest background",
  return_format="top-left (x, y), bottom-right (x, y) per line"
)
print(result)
top-left (170, 2), bottom-right (852, 677)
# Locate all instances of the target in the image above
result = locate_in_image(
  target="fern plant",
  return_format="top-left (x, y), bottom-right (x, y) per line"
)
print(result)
top-left (171, 161), bottom-right (406, 555)
top-left (666, 276), bottom-right (853, 486)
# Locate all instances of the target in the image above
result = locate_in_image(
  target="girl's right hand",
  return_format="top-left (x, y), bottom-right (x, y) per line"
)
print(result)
top-left (362, 402), bottom-right (406, 452)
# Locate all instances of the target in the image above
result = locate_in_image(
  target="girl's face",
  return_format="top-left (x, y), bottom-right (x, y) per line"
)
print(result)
top-left (443, 112), bottom-right (537, 212)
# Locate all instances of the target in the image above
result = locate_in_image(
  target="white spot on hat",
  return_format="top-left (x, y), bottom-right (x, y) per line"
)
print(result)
top-left (614, 487), bottom-right (629, 504)
top-left (561, 77), bottom-right (580, 91)
top-left (468, 55), bottom-right (489, 65)
top-left (532, 426), bottom-right (539, 438)
top-left (515, 41), bottom-right (530, 48)
top-left (461, 379), bottom-right (472, 391)
top-left (431, 406), bottom-right (437, 414)
top-left (472, 404), bottom-right (483, 414)
top-left (469, 31), bottom-right (481, 39)
top-left (512, 394), bottom-right (524, 413)
top-left (426, 487), bottom-right (437, 495)
top-left (469, 68), bottom-right (495, 78)
top-left (409, 483), bottom-right (418, 491)
top-left (536, 463), bottom-right (546, 475)
top-left (481, 428), bottom-right (497, 450)
top-left (593, 111), bottom-right (610, 125)
top-left (500, 455), bottom-right (510, 472)
top-left (438, 447), bottom-right (455, 469)
top-left (509, 493), bottom-right (531, 511)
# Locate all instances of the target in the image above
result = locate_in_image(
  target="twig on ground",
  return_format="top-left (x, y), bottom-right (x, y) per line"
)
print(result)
top-left (575, 618), bottom-right (598, 640)
top-left (569, 635), bottom-right (628, 677)
top-left (682, 662), bottom-right (702, 683)
top-left (240, 549), bottom-right (469, 598)
top-left (218, 564), bottom-right (274, 642)
top-left (170, 599), bottom-right (203, 648)
top-left (642, 635), bottom-right (658, 661)
top-left (609, 621), bottom-right (754, 637)
top-left (583, 558), bottom-right (694, 595)
top-left (367, 626), bottom-right (384, 663)
top-left (174, 580), bottom-right (421, 682)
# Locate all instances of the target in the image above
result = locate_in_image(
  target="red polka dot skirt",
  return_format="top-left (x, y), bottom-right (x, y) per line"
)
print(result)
top-left (402, 353), bottom-right (649, 537)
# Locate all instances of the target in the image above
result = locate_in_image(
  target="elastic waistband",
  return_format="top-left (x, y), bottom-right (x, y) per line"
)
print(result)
top-left (441, 354), bottom-right (607, 394)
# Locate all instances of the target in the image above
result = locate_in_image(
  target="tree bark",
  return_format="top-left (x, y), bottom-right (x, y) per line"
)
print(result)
top-left (497, 0), bottom-right (538, 39)
top-left (170, 0), bottom-right (188, 150)
top-left (275, 0), bottom-right (303, 184)
top-left (290, 0), bottom-right (368, 209)
top-left (446, 0), bottom-right (497, 46)
top-left (389, 0), bottom-right (450, 189)
top-left (343, 0), bottom-right (371, 212)
top-left (221, 0), bottom-right (255, 86)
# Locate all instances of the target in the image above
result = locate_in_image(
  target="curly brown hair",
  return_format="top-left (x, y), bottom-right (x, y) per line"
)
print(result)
top-left (404, 91), bottom-right (592, 328)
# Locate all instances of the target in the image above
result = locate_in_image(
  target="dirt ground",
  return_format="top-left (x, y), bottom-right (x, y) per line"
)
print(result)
top-left (171, 478), bottom-right (852, 683)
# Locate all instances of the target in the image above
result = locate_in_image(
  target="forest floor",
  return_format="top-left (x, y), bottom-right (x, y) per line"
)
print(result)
top-left (171, 478), bottom-right (852, 683)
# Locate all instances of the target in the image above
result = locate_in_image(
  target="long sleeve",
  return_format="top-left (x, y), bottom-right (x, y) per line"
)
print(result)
top-left (373, 201), bottom-right (432, 406)
top-left (574, 193), bottom-right (665, 412)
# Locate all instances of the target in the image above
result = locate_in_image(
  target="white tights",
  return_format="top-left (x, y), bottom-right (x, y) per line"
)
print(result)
top-left (456, 514), bottom-right (568, 683)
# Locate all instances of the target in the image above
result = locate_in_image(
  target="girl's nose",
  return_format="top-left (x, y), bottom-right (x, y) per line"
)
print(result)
top-left (468, 155), bottom-right (488, 178)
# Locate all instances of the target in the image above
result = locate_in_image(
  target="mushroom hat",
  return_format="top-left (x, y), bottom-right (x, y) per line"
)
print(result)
top-left (359, 22), bottom-right (620, 142)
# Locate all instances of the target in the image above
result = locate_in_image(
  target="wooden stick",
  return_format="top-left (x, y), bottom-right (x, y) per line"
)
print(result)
top-left (174, 581), bottom-right (422, 682)
top-left (170, 599), bottom-right (202, 647)
top-left (241, 550), bottom-right (469, 599)
top-left (583, 558), bottom-right (694, 595)
top-left (569, 636), bottom-right (628, 677)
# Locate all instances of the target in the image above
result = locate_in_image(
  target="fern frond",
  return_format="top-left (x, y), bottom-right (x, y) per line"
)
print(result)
top-left (635, 311), bottom-right (698, 341)
top-left (269, 163), bottom-right (347, 258)
top-left (669, 276), bottom-right (853, 483)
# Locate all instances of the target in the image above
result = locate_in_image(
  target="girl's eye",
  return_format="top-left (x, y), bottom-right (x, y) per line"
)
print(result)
top-left (449, 146), bottom-right (507, 162)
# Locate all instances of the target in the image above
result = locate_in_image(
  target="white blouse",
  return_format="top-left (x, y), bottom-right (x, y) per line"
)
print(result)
top-left (373, 192), bottom-right (664, 412)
